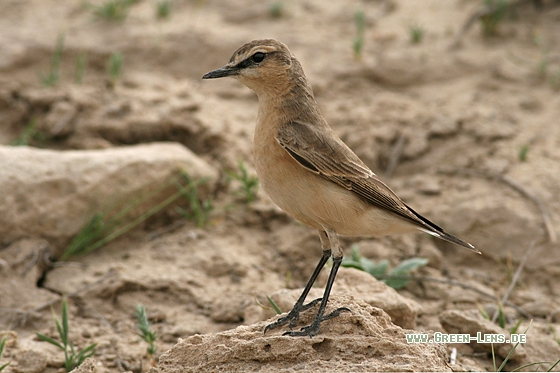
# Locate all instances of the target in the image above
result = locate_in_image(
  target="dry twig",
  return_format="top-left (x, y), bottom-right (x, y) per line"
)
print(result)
top-left (491, 240), bottom-right (537, 323)
top-left (385, 132), bottom-right (406, 178)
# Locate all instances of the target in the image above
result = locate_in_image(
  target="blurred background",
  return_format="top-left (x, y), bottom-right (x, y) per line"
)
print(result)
top-left (0, 0), bottom-right (559, 371)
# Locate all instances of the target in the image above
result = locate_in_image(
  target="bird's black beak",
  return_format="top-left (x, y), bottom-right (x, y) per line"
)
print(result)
top-left (202, 65), bottom-right (238, 79)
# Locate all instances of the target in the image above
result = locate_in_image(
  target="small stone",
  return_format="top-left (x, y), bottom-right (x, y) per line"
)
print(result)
top-left (0, 143), bottom-right (218, 250)
top-left (42, 100), bottom-right (77, 137)
top-left (440, 309), bottom-right (526, 362)
top-left (550, 307), bottom-right (560, 323)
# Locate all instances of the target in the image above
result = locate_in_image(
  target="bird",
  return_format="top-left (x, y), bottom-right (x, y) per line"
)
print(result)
top-left (202, 39), bottom-right (480, 337)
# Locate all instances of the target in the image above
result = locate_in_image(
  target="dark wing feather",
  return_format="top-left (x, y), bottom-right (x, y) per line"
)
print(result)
top-left (276, 121), bottom-right (477, 251)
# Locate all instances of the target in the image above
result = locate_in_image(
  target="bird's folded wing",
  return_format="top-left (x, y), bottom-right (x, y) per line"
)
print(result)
top-left (276, 120), bottom-right (441, 231)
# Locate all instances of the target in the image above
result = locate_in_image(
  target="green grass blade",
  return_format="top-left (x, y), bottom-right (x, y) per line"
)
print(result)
top-left (385, 258), bottom-right (428, 289)
top-left (340, 260), bottom-right (365, 271)
top-left (390, 257), bottom-right (428, 273)
top-left (365, 258), bottom-right (389, 278)
top-left (492, 342), bottom-right (497, 372)
top-left (497, 341), bottom-right (521, 371)
top-left (55, 318), bottom-right (65, 347)
top-left (36, 333), bottom-right (64, 350)
top-left (498, 320), bottom-right (533, 372)
top-left (511, 361), bottom-right (550, 372)
top-left (546, 358), bottom-right (560, 372)
top-left (76, 344), bottom-right (97, 364)
top-left (266, 296), bottom-right (282, 315)
top-left (0, 335), bottom-right (9, 372)
top-left (0, 336), bottom-right (6, 355)
top-left (509, 318), bottom-right (523, 334)
top-left (61, 299), bottom-right (69, 345)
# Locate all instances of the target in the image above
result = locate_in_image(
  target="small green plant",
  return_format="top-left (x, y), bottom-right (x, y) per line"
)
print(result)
top-left (36, 298), bottom-right (96, 372)
top-left (494, 302), bottom-right (507, 328)
top-left (341, 245), bottom-right (428, 289)
top-left (10, 119), bottom-right (41, 146)
top-left (107, 52), bottom-right (123, 87)
top-left (269, 1), bottom-right (284, 18)
top-left (175, 171), bottom-right (213, 227)
top-left (227, 161), bottom-right (259, 204)
top-left (409, 25), bottom-right (424, 44)
top-left (135, 305), bottom-right (157, 366)
top-left (92, 0), bottom-right (138, 21)
top-left (255, 296), bottom-right (283, 315)
top-left (550, 69), bottom-right (560, 91)
top-left (266, 296), bottom-right (282, 315)
top-left (509, 318), bottom-right (522, 334)
top-left (480, 302), bottom-right (509, 328)
top-left (353, 10), bottom-right (365, 60)
top-left (497, 323), bottom-right (560, 371)
top-left (75, 53), bottom-right (87, 84)
top-left (537, 53), bottom-right (549, 78)
top-left (156, 0), bottom-right (171, 19)
top-left (0, 335), bottom-right (10, 371)
top-left (551, 325), bottom-right (560, 346)
top-left (489, 320), bottom-right (560, 372)
top-left (480, 0), bottom-right (508, 37)
top-left (518, 144), bottom-right (529, 162)
top-left (61, 172), bottom-right (193, 260)
top-left (41, 33), bottom-right (65, 87)
top-left (535, 49), bottom-right (560, 90)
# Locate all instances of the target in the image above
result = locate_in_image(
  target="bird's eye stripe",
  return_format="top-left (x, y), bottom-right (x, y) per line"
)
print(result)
top-left (236, 58), bottom-right (252, 69)
top-left (235, 52), bottom-right (267, 69)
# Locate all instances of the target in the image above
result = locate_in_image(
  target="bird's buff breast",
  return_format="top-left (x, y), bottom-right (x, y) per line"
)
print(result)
top-left (253, 131), bottom-right (407, 236)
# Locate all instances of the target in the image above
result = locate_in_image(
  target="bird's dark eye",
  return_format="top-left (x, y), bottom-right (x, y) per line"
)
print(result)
top-left (252, 52), bottom-right (265, 63)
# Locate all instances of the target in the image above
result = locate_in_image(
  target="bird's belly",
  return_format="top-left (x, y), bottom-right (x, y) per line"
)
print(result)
top-left (255, 147), bottom-right (416, 237)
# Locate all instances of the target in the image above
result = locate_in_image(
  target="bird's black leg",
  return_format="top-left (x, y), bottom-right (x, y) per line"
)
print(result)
top-left (282, 255), bottom-right (349, 337)
top-left (264, 249), bottom-right (331, 334)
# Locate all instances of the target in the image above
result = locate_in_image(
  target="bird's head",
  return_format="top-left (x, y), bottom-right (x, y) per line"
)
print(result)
top-left (202, 39), bottom-right (299, 96)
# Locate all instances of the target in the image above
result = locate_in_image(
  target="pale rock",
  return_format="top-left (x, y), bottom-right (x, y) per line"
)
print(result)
top-left (69, 358), bottom-right (100, 373)
top-left (333, 268), bottom-right (420, 329)
top-left (437, 189), bottom-right (543, 266)
top-left (0, 238), bottom-right (59, 312)
top-left (0, 143), bottom-right (218, 251)
top-left (13, 349), bottom-right (48, 373)
top-left (251, 268), bottom-right (419, 330)
top-left (550, 307), bottom-right (560, 323)
top-left (42, 100), bottom-right (77, 137)
top-left (156, 295), bottom-right (449, 373)
top-left (439, 309), bottom-right (526, 361)
top-left (406, 174), bottom-right (442, 195)
top-left (521, 299), bottom-right (557, 318)
top-left (428, 115), bottom-right (460, 136)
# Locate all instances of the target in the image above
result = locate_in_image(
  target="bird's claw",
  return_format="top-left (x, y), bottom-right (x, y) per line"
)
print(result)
top-left (281, 307), bottom-right (351, 338)
top-left (263, 298), bottom-right (323, 334)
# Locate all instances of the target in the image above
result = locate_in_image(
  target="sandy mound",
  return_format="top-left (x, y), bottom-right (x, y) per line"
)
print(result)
top-left (155, 295), bottom-right (449, 373)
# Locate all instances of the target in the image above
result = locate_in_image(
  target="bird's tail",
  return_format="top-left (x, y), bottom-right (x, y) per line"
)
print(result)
top-left (418, 228), bottom-right (481, 254)
top-left (405, 203), bottom-right (481, 254)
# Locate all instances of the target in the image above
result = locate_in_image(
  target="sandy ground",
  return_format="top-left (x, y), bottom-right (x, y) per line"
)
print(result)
top-left (1, 0), bottom-right (560, 371)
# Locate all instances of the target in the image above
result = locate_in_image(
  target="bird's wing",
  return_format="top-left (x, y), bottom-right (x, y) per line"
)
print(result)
top-left (276, 121), bottom-right (477, 251)
top-left (276, 121), bottom-right (419, 223)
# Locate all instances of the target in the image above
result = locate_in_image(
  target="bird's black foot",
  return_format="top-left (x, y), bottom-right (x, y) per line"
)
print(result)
top-left (282, 307), bottom-right (351, 338)
top-left (264, 298), bottom-right (323, 334)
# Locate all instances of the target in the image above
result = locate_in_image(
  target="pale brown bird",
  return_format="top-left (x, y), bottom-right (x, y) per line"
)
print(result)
top-left (203, 39), bottom-right (480, 337)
